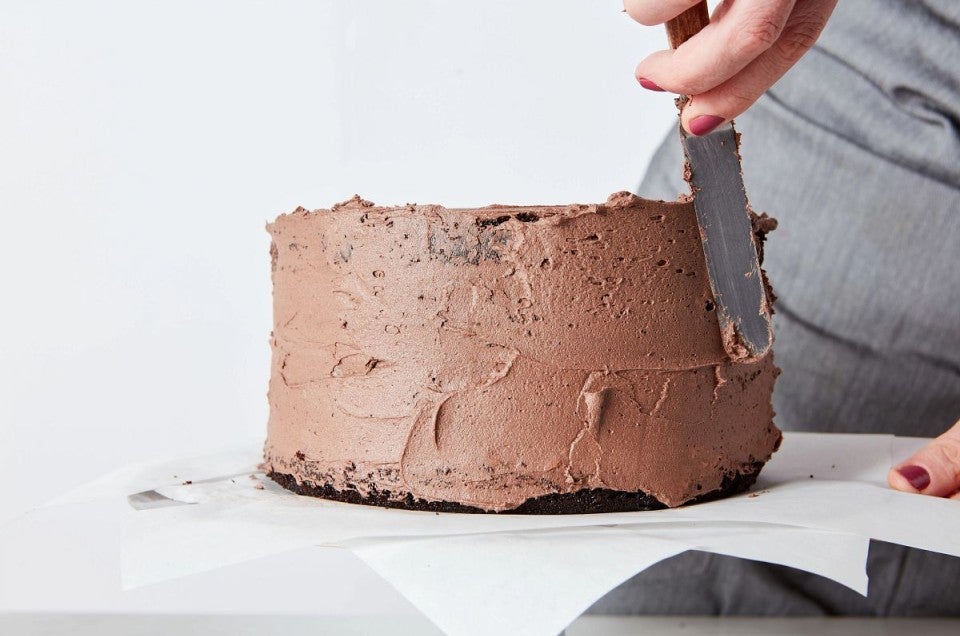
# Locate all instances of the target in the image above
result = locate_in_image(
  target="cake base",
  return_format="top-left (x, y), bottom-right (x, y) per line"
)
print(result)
top-left (267, 463), bottom-right (763, 515)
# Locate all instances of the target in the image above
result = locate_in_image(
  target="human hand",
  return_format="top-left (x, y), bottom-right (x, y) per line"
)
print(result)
top-left (624, 0), bottom-right (838, 136)
top-left (889, 419), bottom-right (960, 499)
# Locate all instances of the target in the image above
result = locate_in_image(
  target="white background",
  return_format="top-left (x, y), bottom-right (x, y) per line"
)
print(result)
top-left (0, 1), bottom-right (676, 525)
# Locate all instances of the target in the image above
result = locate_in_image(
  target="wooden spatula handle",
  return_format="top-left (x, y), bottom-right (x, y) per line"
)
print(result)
top-left (666, 1), bottom-right (710, 49)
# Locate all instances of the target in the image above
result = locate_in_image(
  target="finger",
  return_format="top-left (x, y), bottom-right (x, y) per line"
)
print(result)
top-left (888, 419), bottom-right (960, 497)
top-left (623, 0), bottom-right (702, 27)
top-left (679, 0), bottom-right (837, 135)
top-left (635, 0), bottom-right (795, 97)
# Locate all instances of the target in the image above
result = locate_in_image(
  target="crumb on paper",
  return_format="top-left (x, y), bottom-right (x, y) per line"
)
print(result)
top-left (250, 473), bottom-right (266, 490)
top-left (182, 480), bottom-right (192, 485)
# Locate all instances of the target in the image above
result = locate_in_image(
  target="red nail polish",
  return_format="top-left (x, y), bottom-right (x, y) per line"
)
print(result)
top-left (688, 115), bottom-right (725, 136)
top-left (897, 465), bottom-right (930, 491)
top-left (638, 77), bottom-right (665, 92)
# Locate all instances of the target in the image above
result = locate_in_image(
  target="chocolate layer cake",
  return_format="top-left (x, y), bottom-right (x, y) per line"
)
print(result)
top-left (263, 192), bottom-right (781, 513)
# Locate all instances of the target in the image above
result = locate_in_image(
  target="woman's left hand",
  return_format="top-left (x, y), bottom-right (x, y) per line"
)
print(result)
top-left (889, 418), bottom-right (960, 498)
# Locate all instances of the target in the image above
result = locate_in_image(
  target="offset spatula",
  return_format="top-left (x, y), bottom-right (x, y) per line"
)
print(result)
top-left (666, 1), bottom-right (773, 360)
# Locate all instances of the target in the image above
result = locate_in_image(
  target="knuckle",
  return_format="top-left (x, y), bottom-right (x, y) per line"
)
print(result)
top-left (774, 19), bottom-right (823, 63)
top-left (735, 13), bottom-right (785, 57)
top-left (929, 438), bottom-right (960, 481)
top-left (724, 86), bottom-right (756, 108)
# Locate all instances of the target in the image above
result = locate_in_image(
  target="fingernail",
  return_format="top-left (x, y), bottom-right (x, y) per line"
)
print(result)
top-left (637, 77), bottom-right (665, 92)
top-left (688, 114), bottom-right (725, 136)
top-left (897, 465), bottom-right (930, 491)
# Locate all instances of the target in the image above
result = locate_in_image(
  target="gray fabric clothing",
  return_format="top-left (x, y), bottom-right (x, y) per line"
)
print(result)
top-left (590, 0), bottom-right (960, 616)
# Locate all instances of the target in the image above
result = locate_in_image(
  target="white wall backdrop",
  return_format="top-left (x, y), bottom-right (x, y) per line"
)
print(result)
top-left (0, 1), bottom-right (677, 522)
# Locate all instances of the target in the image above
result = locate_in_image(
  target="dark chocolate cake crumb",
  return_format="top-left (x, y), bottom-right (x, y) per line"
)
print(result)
top-left (267, 463), bottom-right (763, 515)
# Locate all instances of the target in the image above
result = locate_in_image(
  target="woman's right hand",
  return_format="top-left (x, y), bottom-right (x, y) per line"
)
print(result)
top-left (624, 0), bottom-right (838, 136)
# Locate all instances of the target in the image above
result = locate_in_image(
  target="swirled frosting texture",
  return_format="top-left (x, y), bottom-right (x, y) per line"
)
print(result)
top-left (264, 192), bottom-right (781, 511)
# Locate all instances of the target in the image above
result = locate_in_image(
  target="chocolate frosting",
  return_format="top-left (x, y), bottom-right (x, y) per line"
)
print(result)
top-left (264, 192), bottom-right (781, 511)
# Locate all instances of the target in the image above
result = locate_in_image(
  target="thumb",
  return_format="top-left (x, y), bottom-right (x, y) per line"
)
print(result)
top-left (888, 419), bottom-right (960, 497)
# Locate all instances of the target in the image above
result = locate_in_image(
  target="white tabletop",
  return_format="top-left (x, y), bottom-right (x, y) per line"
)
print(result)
top-left (3, 615), bottom-right (959, 636)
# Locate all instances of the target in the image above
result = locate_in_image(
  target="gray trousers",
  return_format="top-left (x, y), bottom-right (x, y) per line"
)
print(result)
top-left (591, 0), bottom-right (960, 615)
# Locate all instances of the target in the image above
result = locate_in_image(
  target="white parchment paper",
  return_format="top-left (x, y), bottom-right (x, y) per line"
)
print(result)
top-left (42, 433), bottom-right (960, 636)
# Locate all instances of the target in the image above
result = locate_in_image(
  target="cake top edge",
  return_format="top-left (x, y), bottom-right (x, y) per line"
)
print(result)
top-left (275, 191), bottom-right (692, 222)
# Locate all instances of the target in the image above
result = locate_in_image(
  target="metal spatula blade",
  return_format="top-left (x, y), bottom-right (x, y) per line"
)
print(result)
top-left (683, 123), bottom-right (771, 358)
top-left (665, 1), bottom-right (773, 360)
